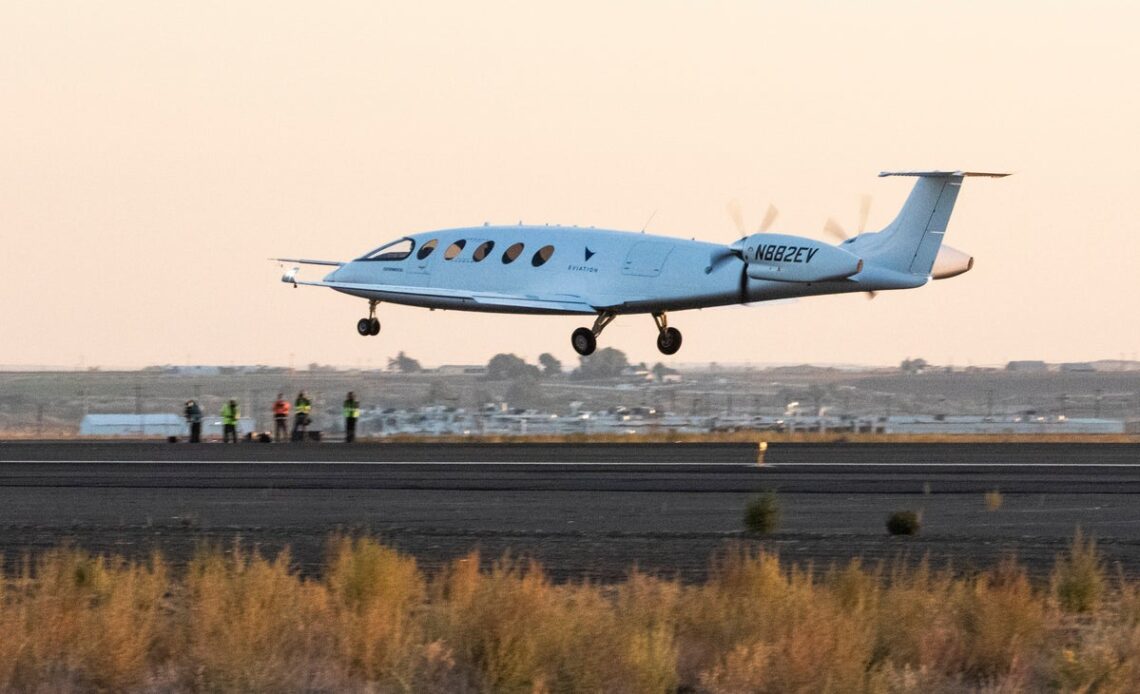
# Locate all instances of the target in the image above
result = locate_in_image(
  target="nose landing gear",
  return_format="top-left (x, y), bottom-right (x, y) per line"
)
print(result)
top-left (571, 311), bottom-right (616, 356)
top-left (653, 312), bottom-right (682, 355)
top-left (356, 300), bottom-right (381, 336)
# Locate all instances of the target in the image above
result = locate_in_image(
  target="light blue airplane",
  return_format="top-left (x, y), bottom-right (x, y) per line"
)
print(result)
top-left (278, 170), bottom-right (1006, 356)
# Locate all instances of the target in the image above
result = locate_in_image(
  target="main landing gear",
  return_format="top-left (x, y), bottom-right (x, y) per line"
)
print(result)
top-left (356, 300), bottom-right (381, 336)
top-left (569, 311), bottom-right (684, 356)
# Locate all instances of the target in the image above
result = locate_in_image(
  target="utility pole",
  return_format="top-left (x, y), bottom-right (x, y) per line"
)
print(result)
top-left (1094, 388), bottom-right (1103, 419)
top-left (986, 388), bottom-right (994, 418)
top-left (1059, 393), bottom-right (1068, 418)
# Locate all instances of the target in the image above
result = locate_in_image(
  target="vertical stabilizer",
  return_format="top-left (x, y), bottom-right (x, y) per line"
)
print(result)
top-left (854, 171), bottom-right (1007, 276)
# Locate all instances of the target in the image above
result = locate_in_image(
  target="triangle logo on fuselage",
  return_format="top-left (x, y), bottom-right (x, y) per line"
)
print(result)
top-left (584, 247), bottom-right (596, 262)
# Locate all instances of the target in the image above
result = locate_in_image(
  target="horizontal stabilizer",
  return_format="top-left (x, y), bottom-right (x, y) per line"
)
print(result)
top-left (879, 170), bottom-right (1011, 178)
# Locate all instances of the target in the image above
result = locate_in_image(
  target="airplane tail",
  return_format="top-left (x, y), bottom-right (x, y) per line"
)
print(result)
top-left (852, 171), bottom-right (1008, 276)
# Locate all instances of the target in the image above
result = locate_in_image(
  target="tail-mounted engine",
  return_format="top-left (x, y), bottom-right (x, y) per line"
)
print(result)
top-left (737, 233), bottom-right (863, 283)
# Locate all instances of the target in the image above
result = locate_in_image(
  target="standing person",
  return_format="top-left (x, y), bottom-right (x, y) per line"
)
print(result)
top-left (183, 399), bottom-right (202, 443)
top-left (272, 393), bottom-right (290, 442)
top-left (292, 391), bottom-right (312, 441)
top-left (343, 391), bottom-right (361, 443)
top-left (221, 398), bottom-right (240, 444)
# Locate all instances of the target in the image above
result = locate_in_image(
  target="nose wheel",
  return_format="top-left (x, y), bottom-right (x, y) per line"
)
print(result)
top-left (356, 301), bottom-right (381, 336)
top-left (653, 312), bottom-right (682, 355)
top-left (571, 311), bottom-right (616, 356)
top-left (571, 328), bottom-right (596, 355)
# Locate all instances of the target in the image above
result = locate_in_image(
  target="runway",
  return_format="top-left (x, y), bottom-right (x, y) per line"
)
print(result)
top-left (2, 441), bottom-right (1139, 581)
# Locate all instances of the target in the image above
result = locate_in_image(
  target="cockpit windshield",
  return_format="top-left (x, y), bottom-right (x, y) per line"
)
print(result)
top-left (360, 238), bottom-right (416, 261)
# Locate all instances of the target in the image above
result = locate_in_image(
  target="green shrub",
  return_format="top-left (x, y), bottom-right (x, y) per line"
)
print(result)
top-left (1052, 528), bottom-right (1105, 613)
top-left (743, 491), bottom-right (781, 535)
top-left (886, 510), bottom-right (921, 536)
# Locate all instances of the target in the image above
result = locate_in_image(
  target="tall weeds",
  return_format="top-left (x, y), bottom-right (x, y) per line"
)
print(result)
top-left (0, 533), bottom-right (1136, 692)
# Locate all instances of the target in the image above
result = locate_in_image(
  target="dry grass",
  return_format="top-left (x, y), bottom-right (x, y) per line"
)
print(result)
top-left (2, 535), bottom-right (1140, 692)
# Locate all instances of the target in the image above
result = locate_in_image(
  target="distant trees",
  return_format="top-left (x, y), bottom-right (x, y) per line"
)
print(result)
top-left (651, 362), bottom-right (678, 383)
top-left (484, 354), bottom-right (541, 381)
top-left (389, 352), bottom-right (423, 373)
top-left (538, 353), bottom-right (562, 377)
top-left (900, 358), bottom-right (929, 375)
top-left (571, 347), bottom-right (629, 381)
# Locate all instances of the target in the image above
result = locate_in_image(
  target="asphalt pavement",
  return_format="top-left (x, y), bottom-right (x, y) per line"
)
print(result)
top-left (1, 441), bottom-right (1138, 581)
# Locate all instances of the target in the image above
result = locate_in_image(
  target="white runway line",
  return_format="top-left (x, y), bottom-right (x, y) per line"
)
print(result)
top-left (0, 460), bottom-right (757, 466)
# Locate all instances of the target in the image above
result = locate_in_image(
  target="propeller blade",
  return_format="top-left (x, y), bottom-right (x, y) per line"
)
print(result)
top-left (726, 199), bottom-right (746, 235)
top-left (758, 204), bottom-right (779, 233)
top-left (857, 195), bottom-right (872, 234)
top-left (705, 246), bottom-right (743, 273)
top-left (823, 218), bottom-right (849, 242)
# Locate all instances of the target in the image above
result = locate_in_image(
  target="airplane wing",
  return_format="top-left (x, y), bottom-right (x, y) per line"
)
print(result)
top-left (285, 274), bottom-right (600, 314)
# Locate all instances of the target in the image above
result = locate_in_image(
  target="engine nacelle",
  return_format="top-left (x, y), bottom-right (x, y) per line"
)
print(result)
top-left (931, 244), bottom-right (973, 280)
top-left (741, 233), bottom-right (863, 283)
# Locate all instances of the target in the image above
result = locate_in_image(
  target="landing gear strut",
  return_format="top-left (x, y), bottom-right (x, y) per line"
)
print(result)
top-left (653, 312), bottom-right (682, 355)
top-left (571, 311), bottom-right (616, 356)
top-left (356, 300), bottom-right (381, 336)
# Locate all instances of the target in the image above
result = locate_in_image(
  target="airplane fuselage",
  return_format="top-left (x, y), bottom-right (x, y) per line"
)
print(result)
top-left (325, 225), bottom-right (893, 315)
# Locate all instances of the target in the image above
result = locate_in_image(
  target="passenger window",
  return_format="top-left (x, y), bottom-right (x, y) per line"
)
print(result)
top-left (531, 245), bottom-right (555, 267)
top-left (362, 238), bottom-right (415, 261)
top-left (502, 242), bottom-right (524, 264)
top-left (472, 241), bottom-right (495, 262)
top-left (444, 240), bottom-right (467, 260)
top-left (417, 239), bottom-right (438, 260)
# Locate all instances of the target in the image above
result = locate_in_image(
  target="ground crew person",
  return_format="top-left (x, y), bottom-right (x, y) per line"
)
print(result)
top-left (221, 398), bottom-right (240, 443)
top-left (343, 391), bottom-right (361, 443)
top-left (183, 399), bottom-right (202, 443)
top-left (272, 393), bottom-right (291, 442)
top-left (292, 391), bottom-right (312, 441)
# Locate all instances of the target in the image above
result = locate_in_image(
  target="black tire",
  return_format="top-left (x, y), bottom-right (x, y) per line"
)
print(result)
top-left (356, 318), bottom-right (373, 336)
top-left (656, 327), bottom-right (682, 355)
top-left (571, 327), bottom-right (597, 356)
top-left (369, 318), bottom-right (381, 335)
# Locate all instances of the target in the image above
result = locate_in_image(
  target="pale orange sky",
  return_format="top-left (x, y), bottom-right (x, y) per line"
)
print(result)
top-left (3, 1), bottom-right (1138, 369)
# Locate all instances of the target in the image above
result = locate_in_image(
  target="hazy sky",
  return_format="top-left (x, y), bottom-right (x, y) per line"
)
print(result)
top-left (3, 1), bottom-right (1138, 369)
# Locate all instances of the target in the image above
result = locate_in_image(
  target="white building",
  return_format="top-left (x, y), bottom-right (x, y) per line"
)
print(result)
top-left (80, 414), bottom-right (256, 438)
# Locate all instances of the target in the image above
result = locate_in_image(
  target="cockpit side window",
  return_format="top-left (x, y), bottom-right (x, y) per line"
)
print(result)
top-left (361, 238), bottom-right (416, 261)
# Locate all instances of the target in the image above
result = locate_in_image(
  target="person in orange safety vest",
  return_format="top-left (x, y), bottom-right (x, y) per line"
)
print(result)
top-left (272, 393), bottom-right (291, 443)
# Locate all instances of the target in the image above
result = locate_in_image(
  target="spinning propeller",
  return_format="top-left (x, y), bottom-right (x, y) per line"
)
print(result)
top-left (823, 194), bottom-right (877, 299)
top-left (707, 199), bottom-right (781, 302)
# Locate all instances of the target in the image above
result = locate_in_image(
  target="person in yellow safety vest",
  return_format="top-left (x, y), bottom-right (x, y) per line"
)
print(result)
top-left (272, 393), bottom-right (291, 443)
top-left (292, 391), bottom-right (312, 442)
top-left (343, 391), bottom-right (361, 443)
top-left (221, 398), bottom-right (240, 444)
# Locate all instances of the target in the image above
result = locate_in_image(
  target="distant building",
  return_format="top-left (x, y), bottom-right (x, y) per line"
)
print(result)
top-left (1005, 360), bottom-right (1049, 372)
top-left (885, 415), bottom-right (1124, 435)
top-left (1059, 362), bottom-right (1096, 373)
top-left (436, 365), bottom-right (487, 376)
top-left (80, 413), bottom-right (255, 438)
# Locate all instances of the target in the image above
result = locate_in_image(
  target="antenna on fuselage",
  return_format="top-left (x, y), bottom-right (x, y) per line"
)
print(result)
top-left (640, 209), bottom-right (658, 233)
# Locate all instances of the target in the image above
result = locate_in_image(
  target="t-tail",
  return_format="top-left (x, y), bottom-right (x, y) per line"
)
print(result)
top-left (848, 170), bottom-right (1009, 279)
